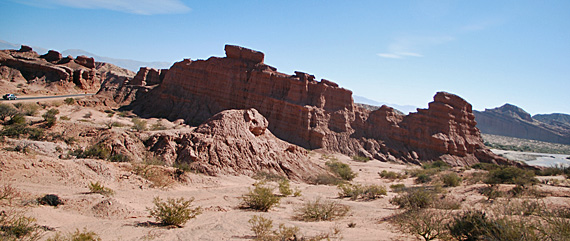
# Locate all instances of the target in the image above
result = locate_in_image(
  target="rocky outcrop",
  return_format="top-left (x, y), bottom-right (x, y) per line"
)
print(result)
top-left (0, 46), bottom-right (135, 93)
top-left (113, 45), bottom-right (508, 167)
top-left (474, 104), bottom-right (570, 145)
top-left (131, 67), bottom-right (167, 86)
top-left (145, 109), bottom-right (320, 180)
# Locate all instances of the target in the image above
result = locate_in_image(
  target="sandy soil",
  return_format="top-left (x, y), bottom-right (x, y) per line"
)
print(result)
top-left (1, 104), bottom-right (569, 241)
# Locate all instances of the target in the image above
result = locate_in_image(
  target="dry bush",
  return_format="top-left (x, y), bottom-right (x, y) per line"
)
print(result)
top-left (311, 173), bottom-right (344, 186)
top-left (249, 215), bottom-right (342, 241)
top-left (295, 198), bottom-right (350, 222)
top-left (241, 182), bottom-right (281, 212)
top-left (0, 210), bottom-right (43, 240)
top-left (131, 117), bottom-right (147, 132)
top-left (441, 172), bottom-right (462, 187)
top-left (147, 197), bottom-right (201, 227)
top-left (390, 187), bottom-right (434, 210)
top-left (337, 183), bottom-right (386, 201)
top-left (379, 170), bottom-right (407, 180)
top-left (325, 160), bottom-right (356, 181)
top-left (389, 209), bottom-right (451, 241)
top-left (133, 165), bottom-right (175, 189)
top-left (47, 228), bottom-right (101, 241)
top-left (277, 179), bottom-right (293, 196)
top-left (88, 182), bottom-right (115, 196)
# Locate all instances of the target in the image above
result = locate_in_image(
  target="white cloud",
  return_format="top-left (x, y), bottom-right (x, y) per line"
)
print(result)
top-left (378, 35), bottom-right (454, 59)
top-left (13, 0), bottom-right (191, 15)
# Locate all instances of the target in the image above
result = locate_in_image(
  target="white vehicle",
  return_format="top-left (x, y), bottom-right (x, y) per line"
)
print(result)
top-left (3, 94), bottom-right (17, 100)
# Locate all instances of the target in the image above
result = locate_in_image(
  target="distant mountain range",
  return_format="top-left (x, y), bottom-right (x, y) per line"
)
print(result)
top-left (353, 95), bottom-right (417, 114)
top-left (0, 39), bottom-right (172, 71)
top-left (474, 104), bottom-right (570, 145)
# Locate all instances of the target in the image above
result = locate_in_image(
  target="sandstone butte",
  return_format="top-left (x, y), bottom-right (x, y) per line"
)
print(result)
top-left (97, 44), bottom-right (518, 168)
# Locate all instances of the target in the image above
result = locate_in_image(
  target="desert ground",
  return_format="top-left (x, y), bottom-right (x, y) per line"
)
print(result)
top-left (1, 100), bottom-right (569, 241)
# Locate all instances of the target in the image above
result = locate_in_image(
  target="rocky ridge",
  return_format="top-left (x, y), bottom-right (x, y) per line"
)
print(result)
top-left (100, 45), bottom-right (510, 167)
top-left (474, 104), bottom-right (570, 145)
top-left (0, 45), bottom-right (134, 94)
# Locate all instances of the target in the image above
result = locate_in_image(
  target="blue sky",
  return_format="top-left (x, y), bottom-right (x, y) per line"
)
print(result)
top-left (1, 0), bottom-right (569, 115)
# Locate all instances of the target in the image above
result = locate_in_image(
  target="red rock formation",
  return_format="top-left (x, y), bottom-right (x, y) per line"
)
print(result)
top-left (145, 108), bottom-right (321, 180)
top-left (0, 46), bottom-right (134, 93)
top-left (116, 45), bottom-right (509, 166)
top-left (130, 67), bottom-right (167, 86)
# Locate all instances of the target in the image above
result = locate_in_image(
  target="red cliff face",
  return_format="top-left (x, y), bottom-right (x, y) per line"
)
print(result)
top-left (121, 45), bottom-right (508, 166)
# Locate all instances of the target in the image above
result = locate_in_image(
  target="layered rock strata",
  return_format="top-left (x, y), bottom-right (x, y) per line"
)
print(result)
top-left (0, 46), bottom-right (134, 93)
top-left (110, 45), bottom-right (509, 166)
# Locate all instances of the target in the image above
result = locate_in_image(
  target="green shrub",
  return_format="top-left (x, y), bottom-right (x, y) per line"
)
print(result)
top-left (471, 162), bottom-right (500, 171)
top-left (78, 143), bottom-right (111, 160)
top-left (390, 183), bottom-right (407, 192)
top-left (132, 117), bottom-right (147, 132)
top-left (1, 122), bottom-right (44, 140)
top-left (63, 98), bottom-right (75, 105)
top-left (441, 173), bottom-right (462, 187)
top-left (311, 173), bottom-right (344, 186)
top-left (248, 215), bottom-right (339, 241)
top-left (422, 160), bottom-right (450, 170)
top-left (42, 108), bottom-right (59, 128)
top-left (278, 179), bottom-right (293, 196)
top-left (108, 153), bottom-right (130, 162)
top-left (485, 166), bottom-right (537, 186)
top-left (47, 228), bottom-right (101, 241)
top-left (535, 164), bottom-right (570, 176)
top-left (449, 210), bottom-right (490, 241)
top-left (147, 197), bottom-right (201, 227)
top-left (326, 160), bottom-right (356, 181)
top-left (0, 103), bottom-right (18, 122)
top-left (0, 212), bottom-right (42, 240)
top-left (15, 103), bottom-right (39, 116)
top-left (479, 184), bottom-right (503, 201)
top-left (338, 183), bottom-right (386, 200)
top-left (352, 155), bottom-right (371, 162)
top-left (253, 171), bottom-right (286, 182)
top-left (295, 197), bottom-right (350, 221)
top-left (249, 215), bottom-right (274, 240)
top-left (379, 170), bottom-right (407, 180)
top-left (241, 182), bottom-right (280, 212)
top-left (390, 187), bottom-right (434, 210)
top-left (88, 182), bottom-right (114, 196)
top-left (8, 114), bottom-right (26, 125)
top-left (415, 173), bottom-right (432, 184)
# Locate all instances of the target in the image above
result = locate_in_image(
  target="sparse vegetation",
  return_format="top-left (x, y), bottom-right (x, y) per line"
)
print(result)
top-left (277, 179), bottom-right (293, 196)
top-left (311, 173), bottom-right (344, 186)
top-left (42, 108), bottom-right (59, 128)
top-left (295, 198), bottom-right (350, 222)
top-left (76, 143), bottom-right (111, 160)
top-left (0, 103), bottom-right (18, 123)
top-left (379, 170), bottom-right (407, 180)
top-left (390, 209), bottom-right (451, 241)
top-left (441, 172), bottom-right (462, 187)
top-left (47, 228), bottom-right (101, 241)
top-left (484, 166), bottom-right (537, 186)
top-left (0, 210), bottom-right (43, 240)
top-left (241, 182), bottom-right (281, 212)
top-left (132, 117), bottom-right (147, 132)
top-left (63, 98), bottom-right (75, 105)
top-left (390, 187), bottom-right (434, 210)
top-left (88, 182), bottom-right (115, 196)
top-left (337, 183), bottom-right (386, 200)
top-left (326, 160), bottom-right (356, 181)
top-left (351, 155), bottom-right (371, 162)
top-left (147, 197), bottom-right (201, 227)
top-left (253, 171), bottom-right (286, 182)
top-left (249, 215), bottom-right (341, 241)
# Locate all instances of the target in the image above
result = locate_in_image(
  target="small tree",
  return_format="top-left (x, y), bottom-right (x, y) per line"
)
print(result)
top-left (147, 197), bottom-right (201, 227)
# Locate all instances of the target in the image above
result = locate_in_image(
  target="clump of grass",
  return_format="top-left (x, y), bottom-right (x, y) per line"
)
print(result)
top-left (295, 198), bottom-right (350, 222)
top-left (441, 172), bottom-right (462, 187)
top-left (150, 122), bottom-right (167, 131)
top-left (390, 183), bottom-right (407, 192)
top-left (390, 187), bottom-right (434, 210)
top-left (241, 182), bottom-right (281, 212)
top-left (351, 155), bottom-right (371, 162)
top-left (414, 173), bottom-right (432, 184)
top-left (326, 160), bottom-right (356, 181)
top-left (47, 228), bottom-right (101, 241)
top-left (76, 143), bottom-right (111, 160)
top-left (133, 163), bottom-right (175, 189)
top-left (88, 182), bottom-right (114, 196)
top-left (337, 183), bottom-right (386, 201)
top-left (422, 160), bottom-right (450, 170)
top-left (253, 171), bottom-right (286, 182)
top-left (147, 197), bottom-right (201, 227)
top-left (132, 117), bottom-right (147, 132)
top-left (63, 97), bottom-right (75, 105)
top-left (311, 173), bottom-right (344, 186)
top-left (379, 170), bottom-right (407, 180)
